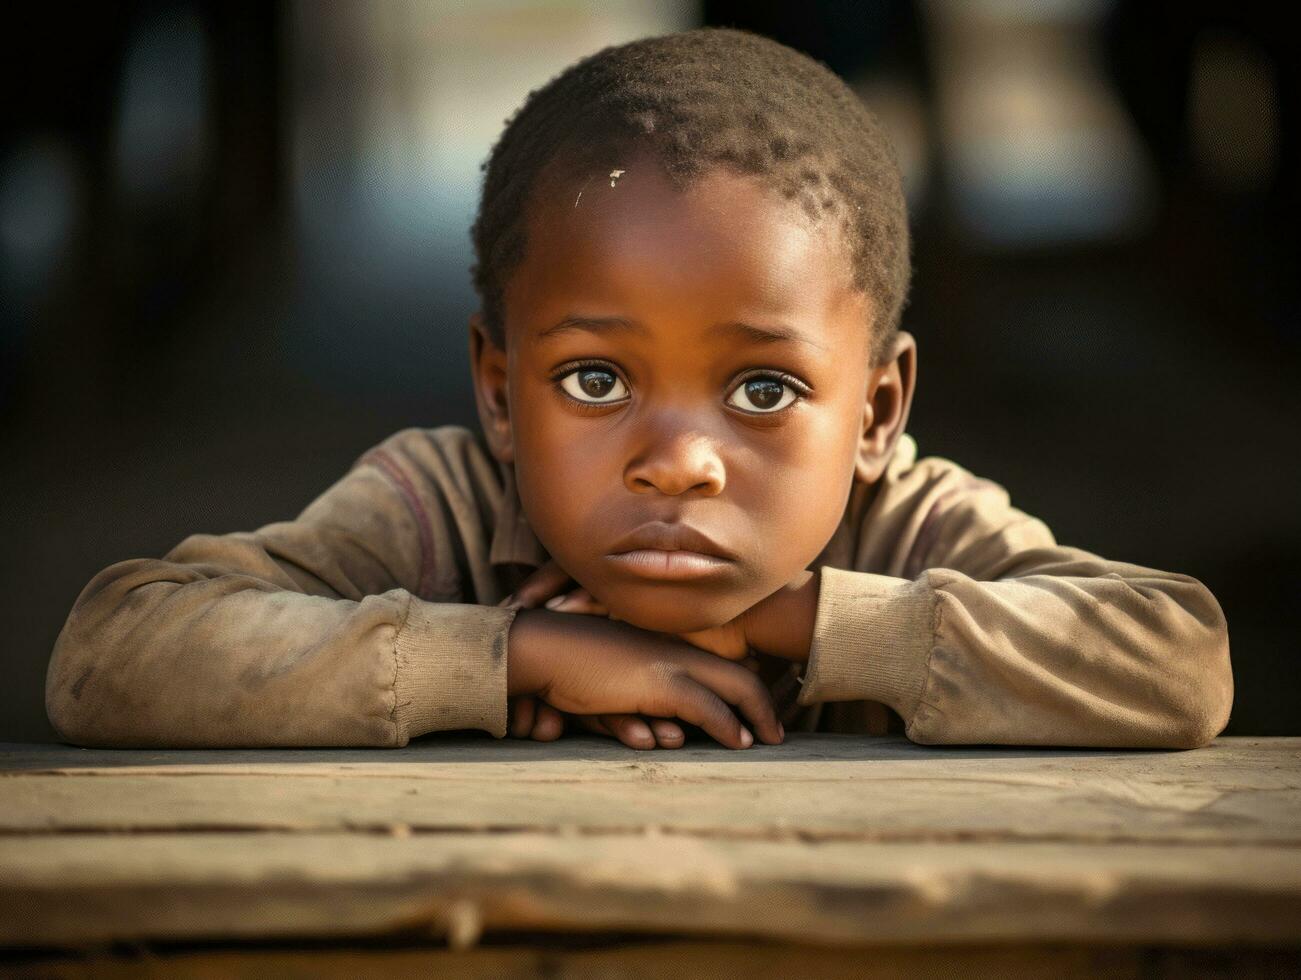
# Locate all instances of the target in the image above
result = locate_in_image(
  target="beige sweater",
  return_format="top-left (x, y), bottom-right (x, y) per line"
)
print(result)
top-left (45, 425), bottom-right (1233, 749)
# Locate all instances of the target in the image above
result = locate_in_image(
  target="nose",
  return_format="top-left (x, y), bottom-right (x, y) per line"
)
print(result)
top-left (624, 423), bottom-right (726, 497)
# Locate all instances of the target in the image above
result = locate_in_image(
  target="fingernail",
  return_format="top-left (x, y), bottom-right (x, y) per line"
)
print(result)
top-left (778, 722), bottom-right (785, 740)
top-left (544, 596), bottom-right (566, 610)
top-left (497, 594), bottom-right (516, 608)
top-left (739, 727), bottom-right (753, 749)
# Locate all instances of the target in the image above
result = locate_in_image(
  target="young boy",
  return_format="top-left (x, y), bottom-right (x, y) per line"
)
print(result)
top-left (45, 28), bottom-right (1232, 752)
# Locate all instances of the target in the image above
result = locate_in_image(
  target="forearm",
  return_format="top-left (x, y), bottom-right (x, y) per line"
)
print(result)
top-left (46, 541), bottom-right (515, 747)
top-left (506, 608), bottom-right (556, 697)
top-left (796, 550), bottom-right (1233, 749)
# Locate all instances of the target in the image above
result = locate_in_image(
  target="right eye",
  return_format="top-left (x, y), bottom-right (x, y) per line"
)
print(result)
top-left (558, 367), bottom-right (629, 404)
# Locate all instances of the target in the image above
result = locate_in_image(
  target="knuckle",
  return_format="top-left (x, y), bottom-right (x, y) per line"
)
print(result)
top-left (647, 660), bottom-right (683, 692)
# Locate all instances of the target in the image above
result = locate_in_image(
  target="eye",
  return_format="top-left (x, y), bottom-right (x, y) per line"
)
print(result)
top-left (558, 366), bottom-right (629, 404)
top-left (726, 374), bottom-right (800, 413)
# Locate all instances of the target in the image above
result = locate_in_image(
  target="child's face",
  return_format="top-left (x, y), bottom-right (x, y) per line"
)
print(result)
top-left (473, 155), bottom-right (913, 633)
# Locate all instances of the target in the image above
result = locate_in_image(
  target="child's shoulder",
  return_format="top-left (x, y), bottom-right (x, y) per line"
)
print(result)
top-left (881, 433), bottom-right (1010, 506)
top-left (862, 433), bottom-right (1053, 580)
top-left (364, 423), bottom-right (490, 460)
top-left (350, 424), bottom-right (502, 503)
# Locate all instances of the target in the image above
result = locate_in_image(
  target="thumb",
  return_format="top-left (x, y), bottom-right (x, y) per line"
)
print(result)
top-left (544, 588), bottom-right (609, 616)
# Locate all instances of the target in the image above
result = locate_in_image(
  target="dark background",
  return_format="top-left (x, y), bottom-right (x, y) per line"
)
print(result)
top-left (2, 1), bottom-right (1296, 742)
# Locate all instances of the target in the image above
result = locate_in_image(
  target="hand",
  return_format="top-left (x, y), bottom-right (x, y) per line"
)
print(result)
top-left (522, 565), bottom-right (813, 669)
top-left (507, 606), bottom-right (784, 750)
top-left (675, 569), bottom-right (820, 664)
top-left (499, 561), bottom-right (685, 750)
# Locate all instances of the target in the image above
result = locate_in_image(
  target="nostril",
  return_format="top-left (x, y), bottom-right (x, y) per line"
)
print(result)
top-left (624, 437), bottom-right (726, 496)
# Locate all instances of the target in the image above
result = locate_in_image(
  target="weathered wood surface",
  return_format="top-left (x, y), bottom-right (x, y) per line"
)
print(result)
top-left (5, 735), bottom-right (1299, 844)
top-left (2, 735), bottom-right (1299, 950)
top-left (5, 833), bottom-right (1301, 949)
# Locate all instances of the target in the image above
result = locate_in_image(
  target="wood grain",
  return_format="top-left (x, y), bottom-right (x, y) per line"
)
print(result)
top-left (2, 735), bottom-right (1299, 949)
top-left (4, 736), bottom-right (1298, 845)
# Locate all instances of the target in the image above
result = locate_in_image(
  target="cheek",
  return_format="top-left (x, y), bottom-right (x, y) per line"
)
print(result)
top-left (511, 390), bottom-right (611, 537)
top-left (745, 397), bottom-right (858, 487)
top-left (757, 449), bottom-right (853, 541)
top-left (735, 403), bottom-right (860, 554)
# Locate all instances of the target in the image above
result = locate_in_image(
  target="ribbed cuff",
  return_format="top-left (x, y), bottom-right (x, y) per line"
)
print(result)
top-left (797, 566), bottom-right (936, 723)
top-left (393, 598), bottom-right (516, 742)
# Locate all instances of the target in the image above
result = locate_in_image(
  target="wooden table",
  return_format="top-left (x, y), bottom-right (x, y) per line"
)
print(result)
top-left (3, 735), bottom-right (1300, 977)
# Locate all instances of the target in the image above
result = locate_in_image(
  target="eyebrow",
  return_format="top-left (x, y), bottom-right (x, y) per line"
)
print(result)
top-left (708, 319), bottom-right (827, 351)
top-left (537, 314), bottom-right (826, 351)
top-left (537, 315), bottom-right (647, 341)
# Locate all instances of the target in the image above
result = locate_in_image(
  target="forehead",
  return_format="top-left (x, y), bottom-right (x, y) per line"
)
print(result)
top-left (504, 156), bottom-right (871, 353)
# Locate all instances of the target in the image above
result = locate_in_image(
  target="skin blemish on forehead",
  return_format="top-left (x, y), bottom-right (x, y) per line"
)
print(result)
top-left (609, 168), bottom-right (626, 187)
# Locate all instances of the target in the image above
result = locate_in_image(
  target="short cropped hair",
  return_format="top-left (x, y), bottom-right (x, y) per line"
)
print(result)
top-left (470, 26), bottom-right (909, 366)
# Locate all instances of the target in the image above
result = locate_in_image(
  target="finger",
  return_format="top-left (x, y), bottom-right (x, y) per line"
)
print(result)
top-left (647, 718), bottom-right (685, 748)
top-left (578, 589), bottom-right (609, 615)
top-left (508, 697), bottom-right (536, 738)
top-left (658, 676), bottom-right (753, 750)
top-left (530, 702), bottom-right (565, 742)
top-left (544, 588), bottom-right (609, 616)
top-left (599, 714), bottom-right (655, 750)
top-left (510, 560), bottom-right (575, 609)
top-left (684, 659), bottom-right (783, 746)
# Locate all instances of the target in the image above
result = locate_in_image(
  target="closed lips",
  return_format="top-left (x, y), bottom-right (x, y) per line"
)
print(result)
top-left (608, 523), bottom-right (735, 559)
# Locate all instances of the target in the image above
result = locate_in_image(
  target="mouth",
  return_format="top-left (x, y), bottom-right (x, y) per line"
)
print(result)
top-left (605, 522), bottom-right (737, 582)
top-left (605, 549), bottom-right (733, 581)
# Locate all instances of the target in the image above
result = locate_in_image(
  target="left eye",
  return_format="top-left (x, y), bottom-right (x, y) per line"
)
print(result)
top-left (726, 376), bottom-right (798, 413)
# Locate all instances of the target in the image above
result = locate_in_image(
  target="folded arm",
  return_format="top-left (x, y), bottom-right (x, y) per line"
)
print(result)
top-left (45, 431), bottom-right (515, 747)
top-left (793, 472), bottom-right (1233, 749)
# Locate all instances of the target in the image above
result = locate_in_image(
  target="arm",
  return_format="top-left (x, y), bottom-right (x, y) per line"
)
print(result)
top-left (45, 428), bottom-right (516, 748)
top-left (745, 465), bottom-right (1233, 749)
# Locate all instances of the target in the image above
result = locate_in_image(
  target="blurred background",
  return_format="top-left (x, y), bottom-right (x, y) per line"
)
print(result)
top-left (2, 0), bottom-right (1296, 742)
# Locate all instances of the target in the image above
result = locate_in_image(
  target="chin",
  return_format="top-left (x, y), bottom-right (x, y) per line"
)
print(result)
top-left (605, 590), bottom-right (745, 635)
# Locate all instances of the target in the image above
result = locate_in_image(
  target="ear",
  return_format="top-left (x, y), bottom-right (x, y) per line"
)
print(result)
top-left (468, 312), bottom-right (514, 464)
top-left (853, 330), bottom-right (917, 484)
